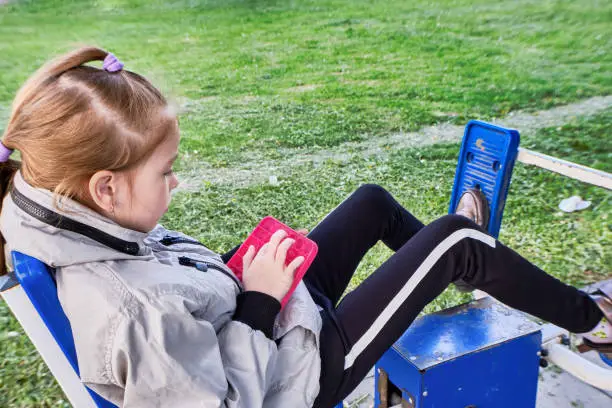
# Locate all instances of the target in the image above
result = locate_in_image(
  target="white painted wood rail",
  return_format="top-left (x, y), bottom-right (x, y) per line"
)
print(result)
top-left (517, 148), bottom-right (612, 190)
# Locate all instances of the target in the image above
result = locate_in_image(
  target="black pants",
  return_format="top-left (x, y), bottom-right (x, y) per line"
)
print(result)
top-left (303, 184), bottom-right (603, 408)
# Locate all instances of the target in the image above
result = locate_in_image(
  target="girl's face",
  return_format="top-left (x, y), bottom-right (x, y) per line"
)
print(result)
top-left (113, 121), bottom-right (181, 232)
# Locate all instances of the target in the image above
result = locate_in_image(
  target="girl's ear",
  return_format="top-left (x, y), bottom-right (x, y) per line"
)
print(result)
top-left (88, 170), bottom-right (117, 214)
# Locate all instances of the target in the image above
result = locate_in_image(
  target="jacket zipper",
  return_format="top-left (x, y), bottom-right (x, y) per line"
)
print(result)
top-left (160, 235), bottom-right (206, 247)
top-left (161, 236), bottom-right (242, 290)
top-left (178, 256), bottom-right (242, 291)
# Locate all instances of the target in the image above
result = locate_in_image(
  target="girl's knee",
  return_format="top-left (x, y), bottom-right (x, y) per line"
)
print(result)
top-left (352, 183), bottom-right (395, 213)
top-left (430, 214), bottom-right (481, 234)
top-left (355, 183), bottom-right (388, 197)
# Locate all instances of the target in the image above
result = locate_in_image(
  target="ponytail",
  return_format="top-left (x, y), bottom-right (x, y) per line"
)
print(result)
top-left (8, 47), bottom-right (107, 125)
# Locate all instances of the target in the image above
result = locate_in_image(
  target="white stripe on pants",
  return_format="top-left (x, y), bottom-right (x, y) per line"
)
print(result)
top-left (343, 228), bottom-right (496, 370)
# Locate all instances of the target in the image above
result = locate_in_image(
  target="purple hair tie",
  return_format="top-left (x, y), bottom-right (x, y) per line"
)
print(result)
top-left (0, 142), bottom-right (13, 163)
top-left (103, 53), bottom-right (124, 73)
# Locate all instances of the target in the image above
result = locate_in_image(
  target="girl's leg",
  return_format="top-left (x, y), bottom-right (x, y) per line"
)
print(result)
top-left (304, 184), bottom-right (424, 305)
top-left (314, 214), bottom-right (603, 408)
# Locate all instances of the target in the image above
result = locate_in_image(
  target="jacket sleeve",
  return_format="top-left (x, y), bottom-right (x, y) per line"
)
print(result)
top-left (108, 293), bottom-right (281, 407)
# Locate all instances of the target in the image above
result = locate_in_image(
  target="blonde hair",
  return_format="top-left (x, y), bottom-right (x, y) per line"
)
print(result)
top-left (0, 46), bottom-right (175, 272)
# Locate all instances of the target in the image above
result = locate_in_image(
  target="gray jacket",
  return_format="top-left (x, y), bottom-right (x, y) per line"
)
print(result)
top-left (2, 171), bottom-right (323, 407)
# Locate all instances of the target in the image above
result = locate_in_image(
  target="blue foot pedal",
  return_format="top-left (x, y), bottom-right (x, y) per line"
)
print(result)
top-left (448, 120), bottom-right (520, 238)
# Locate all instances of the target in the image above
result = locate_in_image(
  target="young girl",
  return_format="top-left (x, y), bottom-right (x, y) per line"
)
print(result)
top-left (1, 47), bottom-right (610, 408)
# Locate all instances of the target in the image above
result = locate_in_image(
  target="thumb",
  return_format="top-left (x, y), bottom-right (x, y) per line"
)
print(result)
top-left (242, 245), bottom-right (256, 271)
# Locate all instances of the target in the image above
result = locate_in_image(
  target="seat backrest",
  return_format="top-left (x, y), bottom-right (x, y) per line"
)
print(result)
top-left (11, 251), bottom-right (118, 408)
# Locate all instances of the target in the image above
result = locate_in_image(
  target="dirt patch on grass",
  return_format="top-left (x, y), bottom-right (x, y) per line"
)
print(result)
top-left (285, 84), bottom-right (320, 93)
top-left (175, 95), bottom-right (612, 191)
top-left (340, 79), bottom-right (382, 87)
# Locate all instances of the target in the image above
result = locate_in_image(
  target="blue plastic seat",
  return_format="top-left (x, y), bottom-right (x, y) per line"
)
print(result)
top-left (11, 251), bottom-right (117, 408)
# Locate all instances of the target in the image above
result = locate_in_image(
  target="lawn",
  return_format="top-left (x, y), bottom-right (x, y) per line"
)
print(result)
top-left (1, 0), bottom-right (611, 406)
top-left (2, 0), bottom-right (612, 160)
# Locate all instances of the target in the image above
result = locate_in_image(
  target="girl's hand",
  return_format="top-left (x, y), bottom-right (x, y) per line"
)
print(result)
top-left (241, 229), bottom-right (305, 302)
top-left (296, 228), bottom-right (308, 236)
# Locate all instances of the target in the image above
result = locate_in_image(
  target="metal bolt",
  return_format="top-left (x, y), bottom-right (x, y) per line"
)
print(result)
top-left (423, 391), bottom-right (428, 397)
top-left (560, 335), bottom-right (570, 346)
top-left (539, 358), bottom-right (549, 368)
top-left (540, 348), bottom-right (549, 357)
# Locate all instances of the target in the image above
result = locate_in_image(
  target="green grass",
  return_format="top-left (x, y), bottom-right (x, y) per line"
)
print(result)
top-left (1, 0), bottom-right (612, 160)
top-left (1, 0), bottom-right (611, 406)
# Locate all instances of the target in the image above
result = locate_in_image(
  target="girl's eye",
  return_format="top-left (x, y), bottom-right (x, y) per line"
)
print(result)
top-left (164, 169), bottom-right (174, 177)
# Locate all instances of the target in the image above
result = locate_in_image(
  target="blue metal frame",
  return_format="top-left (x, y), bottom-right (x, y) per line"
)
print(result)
top-left (375, 298), bottom-right (542, 407)
top-left (12, 251), bottom-right (118, 408)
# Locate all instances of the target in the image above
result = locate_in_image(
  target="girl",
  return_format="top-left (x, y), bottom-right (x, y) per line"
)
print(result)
top-left (1, 47), bottom-right (610, 408)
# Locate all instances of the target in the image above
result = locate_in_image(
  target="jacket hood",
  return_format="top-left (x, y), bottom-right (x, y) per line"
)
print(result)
top-left (1, 171), bottom-right (153, 269)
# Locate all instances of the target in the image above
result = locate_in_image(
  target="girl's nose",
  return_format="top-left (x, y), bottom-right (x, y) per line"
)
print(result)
top-left (170, 174), bottom-right (180, 190)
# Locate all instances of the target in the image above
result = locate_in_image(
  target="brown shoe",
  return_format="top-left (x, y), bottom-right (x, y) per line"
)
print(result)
top-left (454, 188), bottom-right (490, 229)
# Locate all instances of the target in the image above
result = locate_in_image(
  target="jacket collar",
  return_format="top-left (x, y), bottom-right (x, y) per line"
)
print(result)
top-left (11, 171), bottom-right (147, 255)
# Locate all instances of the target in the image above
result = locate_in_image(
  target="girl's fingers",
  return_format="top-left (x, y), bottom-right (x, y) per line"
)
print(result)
top-left (265, 229), bottom-right (287, 258)
top-left (296, 228), bottom-right (308, 236)
top-left (286, 256), bottom-right (304, 276)
top-left (255, 242), bottom-right (271, 260)
top-left (242, 245), bottom-right (256, 270)
top-left (275, 238), bottom-right (295, 264)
